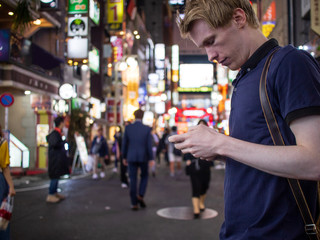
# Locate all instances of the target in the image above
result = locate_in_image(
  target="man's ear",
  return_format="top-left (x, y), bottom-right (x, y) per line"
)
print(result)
top-left (233, 8), bottom-right (247, 29)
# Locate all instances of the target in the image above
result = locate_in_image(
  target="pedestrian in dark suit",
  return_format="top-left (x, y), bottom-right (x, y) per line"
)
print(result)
top-left (122, 109), bottom-right (154, 210)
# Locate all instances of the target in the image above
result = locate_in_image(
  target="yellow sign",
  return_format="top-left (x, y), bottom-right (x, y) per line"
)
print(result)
top-left (262, 22), bottom-right (275, 37)
top-left (107, 0), bottom-right (124, 24)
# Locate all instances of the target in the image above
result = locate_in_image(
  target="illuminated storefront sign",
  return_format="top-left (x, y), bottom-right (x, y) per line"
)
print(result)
top-left (182, 109), bottom-right (206, 117)
top-left (67, 38), bottom-right (88, 58)
top-left (90, 0), bottom-right (100, 25)
top-left (89, 46), bottom-right (100, 73)
top-left (178, 64), bottom-right (214, 92)
top-left (68, 16), bottom-right (88, 36)
top-left (175, 108), bottom-right (213, 125)
top-left (68, 0), bottom-right (88, 13)
top-left (0, 30), bottom-right (10, 61)
top-left (262, 1), bottom-right (276, 37)
top-left (89, 97), bottom-right (101, 119)
top-left (169, 0), bottom-right (184, 5)
top-left (111, 36), bottom-right (123, 62)
top-left (172, 45), bottom-right (179, 83)
top-left (59, 83), bottom-right (76, 100)
top-left (107, 0), bottom-right (124, 31)
top-left (177, 87), bottom-right (213, 92)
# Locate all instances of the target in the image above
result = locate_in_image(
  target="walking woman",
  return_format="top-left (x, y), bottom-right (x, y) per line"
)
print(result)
top-left (184, 119), bottom-right (213, 219)
top-left (0, 124), bottom-right (16, 239)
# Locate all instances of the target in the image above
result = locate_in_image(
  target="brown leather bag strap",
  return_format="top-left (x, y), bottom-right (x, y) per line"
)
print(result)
top-left (259, 48), bottom-right (319, 240)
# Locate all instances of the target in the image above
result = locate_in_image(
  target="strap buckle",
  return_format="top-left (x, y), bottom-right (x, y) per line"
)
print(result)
top-left (305, 224), bottom-right (318, 235)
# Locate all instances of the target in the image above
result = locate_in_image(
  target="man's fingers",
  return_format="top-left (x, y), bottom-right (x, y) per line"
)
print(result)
top-left (168, 133), bottom-right (186, 143)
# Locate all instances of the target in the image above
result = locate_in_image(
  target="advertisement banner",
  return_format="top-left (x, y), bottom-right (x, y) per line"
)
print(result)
top-left (311, 0), bottom-right (320, 35)
top-left (262, 1), bottom-right (276, 37)
top-left (107, 0), bottom-right (124, 30)
top-left (107, 98), bottom-right (115, 124)
top-left (116, 100), bottom-right (122, 124)
top-left (68, 16), bottom-right (88, 36)
top-left (68, 0), bottom-right (88, 13)
top-left (0, 30), bottom-right (10, 62)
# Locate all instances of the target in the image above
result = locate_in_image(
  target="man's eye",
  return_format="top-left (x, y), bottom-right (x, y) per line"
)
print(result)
top-left (204, 39), bottom-right (214, 46)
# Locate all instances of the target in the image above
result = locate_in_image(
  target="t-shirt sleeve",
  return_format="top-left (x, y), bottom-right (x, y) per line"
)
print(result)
top-left (274, 49), bottom-right (320, 125)
top-left (0, 140), bottom-right (10, 169)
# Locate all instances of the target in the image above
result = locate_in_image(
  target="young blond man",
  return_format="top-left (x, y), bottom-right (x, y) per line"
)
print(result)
top-left (169, 0), bottom-right (320, 239)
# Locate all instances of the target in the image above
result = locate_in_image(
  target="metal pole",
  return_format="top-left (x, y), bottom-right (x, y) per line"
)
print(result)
top-left (5, 107), bottom-right (8, 130)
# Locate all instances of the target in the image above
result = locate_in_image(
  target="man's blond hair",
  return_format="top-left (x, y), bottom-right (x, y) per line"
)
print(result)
top-left (177, 0), bottom-right (259, 39)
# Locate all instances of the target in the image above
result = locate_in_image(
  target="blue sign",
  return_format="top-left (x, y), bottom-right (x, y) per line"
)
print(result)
top-left (0, 93), bottom-right (14, 107)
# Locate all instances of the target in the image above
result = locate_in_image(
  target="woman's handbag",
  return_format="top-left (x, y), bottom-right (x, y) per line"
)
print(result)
top-left (259, 48), bottom-right (320, 240)
top-left (0, 196), bottom-right (14, 231)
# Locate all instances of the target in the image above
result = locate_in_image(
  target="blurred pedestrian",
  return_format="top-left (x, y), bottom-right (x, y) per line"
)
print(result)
top-left (114, 125), bottom-right (129, 188)
top-left (0, 124), bottom-right (16, 239)
top-left (156, 128), bottom-right (169, 165)
top-left (167, 126), bottom-right (182, 177)
top-left (90, 126), bottom-right (109, 180)
top-left (170, 0), bottom-right (320, 239)
top-left (122, 109), bottom-right (154, 210)
top-left (151, 129), bottom-right (159, 177)
top-left (46, 116), bottom-right (69, 203)
top-left (184, 119), bottom-right (213, 219)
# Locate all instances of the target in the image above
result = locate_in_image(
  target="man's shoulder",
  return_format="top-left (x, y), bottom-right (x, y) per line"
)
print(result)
top-left (275, 45), bottom-right (312, 64)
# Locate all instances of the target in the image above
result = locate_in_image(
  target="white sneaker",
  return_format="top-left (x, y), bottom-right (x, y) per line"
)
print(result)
top-left (121, 183), bottom-right (128, 188)
top-left (100, 172), bottom-right (106, 178)
top-left (112, 167), bottom-right (118, 173)
top-left (92, 173), bottom-right (98, 179)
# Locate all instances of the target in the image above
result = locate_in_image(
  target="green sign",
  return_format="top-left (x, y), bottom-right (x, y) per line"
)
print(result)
top-left (68, 0), bottom-right (88, 13)
top-left (89, 46), bottom-right (100, 73)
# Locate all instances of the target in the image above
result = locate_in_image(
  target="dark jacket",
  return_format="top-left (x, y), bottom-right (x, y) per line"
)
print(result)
top-left (46, 130), bottom-right (70, 179)
top-left (90, 136), bottom-right (109, 158)
top-left (122, 120), bottom-right (153, 163)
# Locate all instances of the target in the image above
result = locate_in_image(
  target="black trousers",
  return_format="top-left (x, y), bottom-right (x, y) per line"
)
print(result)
top-left (187, 161), bottom-right (211, 197)
top-left (119, 155), bottom-right (128, 184)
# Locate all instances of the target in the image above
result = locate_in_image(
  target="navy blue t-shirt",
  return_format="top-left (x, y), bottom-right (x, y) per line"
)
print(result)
top-left (220, 39), bottom-right (320, 240)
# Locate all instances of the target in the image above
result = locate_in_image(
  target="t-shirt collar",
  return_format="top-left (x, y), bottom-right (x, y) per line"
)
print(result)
top-left (241, 38), bottom-right (279, 72)
top-left (232, 38), bottom-right (279, 87)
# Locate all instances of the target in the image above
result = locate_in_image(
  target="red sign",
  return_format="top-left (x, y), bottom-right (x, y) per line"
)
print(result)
top-left (107, 98), bottom-right (115, 123)
top-left (263, 1), bottom-right (276, 21)
top-left (0, 93), bottom-right (14, 107)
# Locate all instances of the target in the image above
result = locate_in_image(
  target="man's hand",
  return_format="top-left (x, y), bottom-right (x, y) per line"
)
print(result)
top-left (9, 187), bottom-right (16, 196)
top-left (168, 124), bottom-right (225, 161)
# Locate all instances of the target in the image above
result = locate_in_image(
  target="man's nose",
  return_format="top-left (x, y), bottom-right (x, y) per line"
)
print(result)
top-left (206, 48), bottom-right (217, 62)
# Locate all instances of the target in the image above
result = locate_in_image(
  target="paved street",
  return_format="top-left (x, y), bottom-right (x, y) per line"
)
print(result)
top-left (11, 161), bottom-right (225, 240)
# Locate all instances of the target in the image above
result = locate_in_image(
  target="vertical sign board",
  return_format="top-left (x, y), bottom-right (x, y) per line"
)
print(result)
top-left (107, 0), bottom-right (124, 31)
top-left (311, 0), bottom-right (320, 35)
top-left (262, 1), bottom-right (276, 38)
top-left (0, 30), bottom-right (10, 61)
top-left (74, 134), bottom-right (88, 165)
top-left (107, 98), bottom-right (115, 124)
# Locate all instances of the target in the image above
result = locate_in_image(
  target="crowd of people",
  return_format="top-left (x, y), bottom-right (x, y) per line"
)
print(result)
top-left (42, 111), bottom-right (217, 220)
top-left (86, 109), bottom-right (214, 215)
